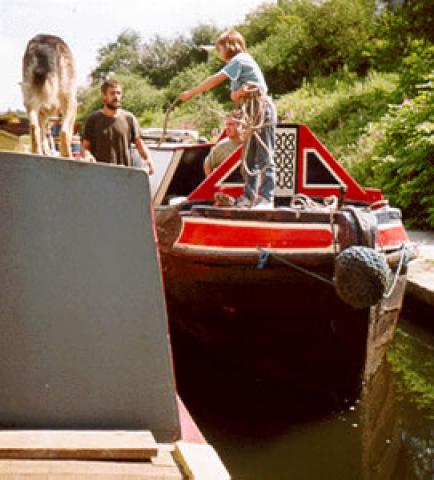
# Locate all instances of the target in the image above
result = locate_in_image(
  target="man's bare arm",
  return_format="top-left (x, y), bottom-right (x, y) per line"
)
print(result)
top-left (81, 139), bottom-right (96, 162)
top-left (134, 137), bottom-right (154, 175)
top-left (204, 155), bottom-right (212, 176)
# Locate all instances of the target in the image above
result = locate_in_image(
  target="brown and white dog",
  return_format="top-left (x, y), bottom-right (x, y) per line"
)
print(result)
top-left (22, 34), bottom-right (77, 158)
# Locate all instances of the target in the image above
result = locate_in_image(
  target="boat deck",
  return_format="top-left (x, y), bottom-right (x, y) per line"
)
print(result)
top-left (0, 430), bottom-right (230, 480)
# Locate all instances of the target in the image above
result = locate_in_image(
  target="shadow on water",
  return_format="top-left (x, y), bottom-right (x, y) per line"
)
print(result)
top-left (173, 304), bottom-right (434, 480)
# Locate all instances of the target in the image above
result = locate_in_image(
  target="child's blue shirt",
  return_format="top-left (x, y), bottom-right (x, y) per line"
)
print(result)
top-left (220, 52), bottom-right (268, 93)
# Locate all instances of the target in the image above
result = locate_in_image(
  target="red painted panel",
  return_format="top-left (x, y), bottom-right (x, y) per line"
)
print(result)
top-left (296, 125), bottom-right (377, 203)
top-left (178, 221), bottom-right (333, 249)
top-left (377, 225), bottom-right (409, 247)
top-left (188, 147), bottom-right (244, 201)
top-left (187, 124), bottom-right (384, 204)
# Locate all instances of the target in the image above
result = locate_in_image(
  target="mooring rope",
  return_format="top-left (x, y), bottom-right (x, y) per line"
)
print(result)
top-left (158, 98), bottom-right (180, 146)
top-left (258, 242), bottom-right (407, 304)
top-left (256, 247), bottom-right (335, 287)
top-left (382, 244), bottom-right (408, 299)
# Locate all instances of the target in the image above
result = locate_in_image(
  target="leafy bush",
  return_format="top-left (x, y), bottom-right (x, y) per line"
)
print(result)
top-left (276, 71), bottom-right (400, 158)
top-left (398, 40), bottom-right (434, 97)
top-left (346, 78), bottom-right (434, 229)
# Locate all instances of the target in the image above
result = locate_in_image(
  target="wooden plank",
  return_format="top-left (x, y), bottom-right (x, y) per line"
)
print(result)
top-left (0, 460), bottom-right (183, 479)
top-left (152, 445), bottom-right (177, 468)
top-left (174, 442), bottom-right (230, 480)
top-left (0, 431), bottom-right (158, 461)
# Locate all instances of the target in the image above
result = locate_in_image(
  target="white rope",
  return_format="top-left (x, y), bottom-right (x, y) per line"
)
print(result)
top-left (289, 194), bottom-right (338, 211)
top-left (233, 86), bottom-right (274, 178)
top-left (383, 244), bottom-right (407, 299)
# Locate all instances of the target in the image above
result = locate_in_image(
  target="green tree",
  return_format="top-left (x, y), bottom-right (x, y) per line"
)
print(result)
top-left (190, 23), bottom-right (221, 51)
top-left (238, 2), bottom-right (289, 46)
top-left (398, 0), bottom-right (434, 43)
top-left (247, 0), bottom-right (376, 94)
top-left (90, 29), bottom-right (142, 84)
top-left (365, 0), bottom-right (434, 72)
top-left (137, 35), bottom-right (194, 88)
top-left (137, 24), bottom-right (220, 88)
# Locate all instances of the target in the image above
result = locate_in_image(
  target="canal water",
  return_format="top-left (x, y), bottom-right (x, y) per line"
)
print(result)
top-left (175, 302), bottom-right (433, 480)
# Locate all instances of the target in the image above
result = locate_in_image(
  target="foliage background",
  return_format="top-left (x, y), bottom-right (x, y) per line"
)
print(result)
top-left (77, 0), bottom-right (434, 228)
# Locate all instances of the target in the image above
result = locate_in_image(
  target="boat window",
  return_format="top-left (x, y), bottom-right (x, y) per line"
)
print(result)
top-left (146, 147), bottom-right (177, 197)
top-left (305, 150), bottom-right (341, 186)
top-left (221, 164), bottom-right (243, 184)
top-left (164, 146), bottom-right (210, 202)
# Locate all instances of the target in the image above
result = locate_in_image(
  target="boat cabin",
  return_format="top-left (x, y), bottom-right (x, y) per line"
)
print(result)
top-left (147, 123), bottom-right (384, 208)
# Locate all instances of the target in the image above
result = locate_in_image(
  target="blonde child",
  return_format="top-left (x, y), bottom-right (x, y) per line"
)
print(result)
top-left (179, 30), bottom-right (276, 208)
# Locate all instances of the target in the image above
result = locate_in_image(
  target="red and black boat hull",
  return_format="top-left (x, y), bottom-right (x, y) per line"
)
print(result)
top-left (156, 204), bottom-right (410, 402)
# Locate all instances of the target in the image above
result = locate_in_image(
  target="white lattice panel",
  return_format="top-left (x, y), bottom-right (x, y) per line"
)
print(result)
top-left (274, 126), bottom-right (298, 197)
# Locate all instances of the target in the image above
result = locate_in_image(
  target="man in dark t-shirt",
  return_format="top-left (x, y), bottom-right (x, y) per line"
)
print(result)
top-left (81, 79), bottom-right (154, 173)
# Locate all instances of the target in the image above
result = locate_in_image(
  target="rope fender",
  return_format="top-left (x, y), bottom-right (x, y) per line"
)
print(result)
top-left (257, 245), bottom-right (407, 310)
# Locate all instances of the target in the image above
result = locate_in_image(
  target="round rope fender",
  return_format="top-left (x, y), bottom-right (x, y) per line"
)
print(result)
top-left (335, 246), bottom-right (391, 309)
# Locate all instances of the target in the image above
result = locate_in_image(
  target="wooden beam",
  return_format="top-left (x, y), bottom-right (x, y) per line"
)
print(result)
top-left (151, 444), bottom-right (178, 468)
top-left (0, 459), bottom-right (183, 479)
top-left (0, 431), bottom-right (158, 461)
top-left (174, 441), bottom-right (230, 480)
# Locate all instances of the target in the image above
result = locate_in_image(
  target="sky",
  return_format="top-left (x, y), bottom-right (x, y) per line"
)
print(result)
top-left (0, 0), bottom-right (268, 111)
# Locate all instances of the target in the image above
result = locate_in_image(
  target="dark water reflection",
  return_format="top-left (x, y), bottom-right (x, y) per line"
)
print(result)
top-left (174, 305), bottom-right (433, 480)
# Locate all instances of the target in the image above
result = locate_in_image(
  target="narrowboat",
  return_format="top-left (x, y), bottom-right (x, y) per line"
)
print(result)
top-left (146, 124), bottom-right (416, 401)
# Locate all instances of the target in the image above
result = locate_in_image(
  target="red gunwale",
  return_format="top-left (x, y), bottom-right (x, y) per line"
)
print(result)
top-left (175, 218), bottom-right (335, 251)
top-left (377, 224), bottom-right (409, 250)
top-left (177, 395), bottom-right (206, 444)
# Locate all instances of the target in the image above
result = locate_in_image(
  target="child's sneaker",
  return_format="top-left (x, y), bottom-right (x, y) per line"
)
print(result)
top-left (235, 196), bottom-right (253, 208)
top-left (253, 197), bottom-right (273, 209)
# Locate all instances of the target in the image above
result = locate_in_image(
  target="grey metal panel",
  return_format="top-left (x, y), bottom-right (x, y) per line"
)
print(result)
top-left (0, 152), bottom-right (180, 442)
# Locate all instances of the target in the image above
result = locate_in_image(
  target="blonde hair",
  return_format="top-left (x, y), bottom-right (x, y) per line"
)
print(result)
top-left (215, 30), bottom-right (246, 59)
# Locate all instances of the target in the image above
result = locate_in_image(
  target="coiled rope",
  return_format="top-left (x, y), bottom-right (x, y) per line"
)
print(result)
top-left (232, 84), bottom-right (274, 178)
top-left (289, 194), bottom-right (338, 211)
top-left (187, 86), bottom-right (276, 180)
